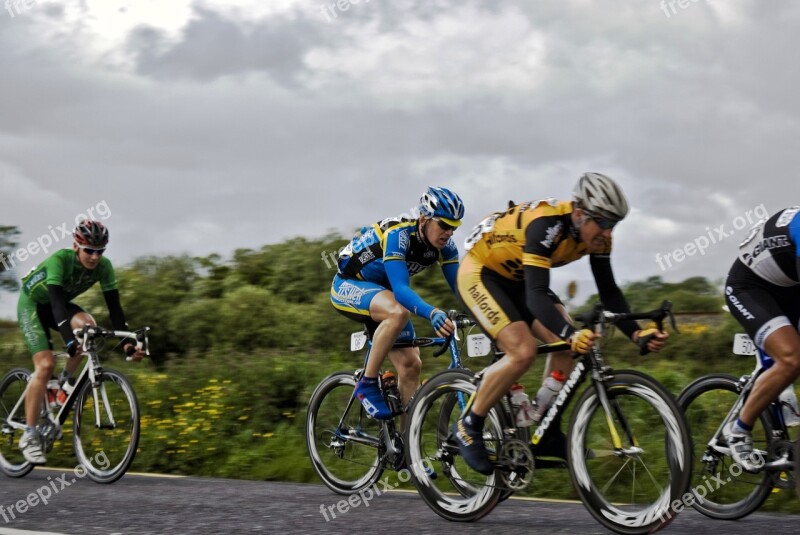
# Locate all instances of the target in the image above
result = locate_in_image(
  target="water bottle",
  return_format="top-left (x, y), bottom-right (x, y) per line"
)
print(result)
top-left (57, 370), bottom-right (76, 405)
top-left (532, 369), bottom-right (566, 424)
top-left (509, 383), bottom-right (535, 427)
top-left (381, 372), bottom-right (403, 416)
top-left (779, 386), bottom-right (800, 427)
top-left (46, 379), bottom-right (61, 409)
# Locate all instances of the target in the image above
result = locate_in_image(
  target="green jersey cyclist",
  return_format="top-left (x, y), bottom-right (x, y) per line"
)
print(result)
top-left (16, 220), bottom-right (144, 464)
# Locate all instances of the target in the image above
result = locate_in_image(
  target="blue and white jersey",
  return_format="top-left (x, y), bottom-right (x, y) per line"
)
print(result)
top-left (337, 217), bottom-right (459, 286)
top-left (738, 206), bottom-right (800, 286)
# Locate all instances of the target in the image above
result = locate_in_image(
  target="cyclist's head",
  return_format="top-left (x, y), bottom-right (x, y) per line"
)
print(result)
top-left (572, 172), bottom-right (629, 224)
top-left (418, 187), bottom-right (465, 228)
top-left (73, 219), bottom-right (109, 249)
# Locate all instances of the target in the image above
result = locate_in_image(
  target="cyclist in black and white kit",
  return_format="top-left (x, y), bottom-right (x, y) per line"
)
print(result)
top-left (724, 206), bottom-right (800, 471)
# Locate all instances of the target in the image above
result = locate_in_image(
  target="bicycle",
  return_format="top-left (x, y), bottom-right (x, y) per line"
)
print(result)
top-left (305, 310), bottom-right (481, 495)
top-left (0, 324), bottom-right (150, 484)
top-left (677, 333), bottom-right (799, 519)
top-left (404, 300), bottom-right (693, 535)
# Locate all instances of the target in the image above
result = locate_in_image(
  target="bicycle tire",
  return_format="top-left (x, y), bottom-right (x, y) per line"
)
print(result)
top-left (0, 368), bottom-right (34, 478)
top-left (678, 373), bottom-right (773, 519)
top-left (435, 387), bottom-right (517, 503)
top-left (73, 369), bottom-right (140, 484)
top-left (306, 371), bottom-right (384, 495)
top-left (568, 370), bottom-right (692, 535)
top-left (796, 431), bottom-right (800, 501)
top-left (405, 368), bottom-right (505, 522)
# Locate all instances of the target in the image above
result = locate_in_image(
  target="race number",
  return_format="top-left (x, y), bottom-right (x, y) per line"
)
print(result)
top-left (350, 331), bottom-right (368, 352)
top-left (467, 333), bottom-right (492, 358)
top-left (463, 214), bottom-right (499, 252)
top-left (732, 333), bottom-right (757, 356)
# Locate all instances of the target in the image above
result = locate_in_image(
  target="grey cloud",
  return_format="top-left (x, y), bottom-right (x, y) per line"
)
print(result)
top-left (128, 7), bottom-right (326, 85)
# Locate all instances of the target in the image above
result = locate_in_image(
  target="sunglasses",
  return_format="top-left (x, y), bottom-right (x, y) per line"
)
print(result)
top-left (78, 245), bottom-right (106, 256)
top-left (434, 218), bottom-right (457, 232)
top-left (585, 212), bottom-right (618, 230)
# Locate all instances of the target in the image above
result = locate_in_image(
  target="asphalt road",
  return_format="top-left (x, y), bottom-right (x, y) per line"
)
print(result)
top-left (0, 470), bottom-right (797, 534)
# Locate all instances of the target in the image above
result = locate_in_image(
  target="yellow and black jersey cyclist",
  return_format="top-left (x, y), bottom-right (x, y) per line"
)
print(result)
top-left (331, 187), bottom-right (465, 420)
top-left (452, 172), bottom-right (669, 474)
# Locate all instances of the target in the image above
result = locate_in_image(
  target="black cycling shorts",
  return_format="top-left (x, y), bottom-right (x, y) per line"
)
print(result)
top-left (725, 259), bottom-right (800, 349)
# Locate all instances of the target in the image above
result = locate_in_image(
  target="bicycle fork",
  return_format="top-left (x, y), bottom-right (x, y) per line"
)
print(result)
top-left (85, 364), bottom-right (117, 430)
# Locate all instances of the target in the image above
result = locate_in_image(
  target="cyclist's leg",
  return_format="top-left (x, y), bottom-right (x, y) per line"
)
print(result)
top-left (331, 275), bottom-right (399, 419)
top-left (724, 266), bottom-right (800, 468)
top-left (727, 272), bottom-right (800, 427)
top-left (742, 327), bottom-right (800, 424)
top-left (454, 255), bottom-right (535, 473)
top-left (25, 350), bottom-right (54, 428)
top-left (457, 255), bottom-right (537, 416)
top-left (387, 344), bottom-right (421, 406)
top-left (366, 292), bottom-right (412, 378)
top-left (17, 296), bottom-right (53, 463)
top-left (472, 323), bottom-right (537, 416)
top-left (17, 297), bottom-right (54, 430)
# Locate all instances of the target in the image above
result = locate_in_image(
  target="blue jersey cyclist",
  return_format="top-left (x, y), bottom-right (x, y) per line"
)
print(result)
top-left (723, 206), bottom-right (800, 471)
top-left (15, 220), bottom-right (145, 465)
top-left (331, 187), bottom-right (465, 419)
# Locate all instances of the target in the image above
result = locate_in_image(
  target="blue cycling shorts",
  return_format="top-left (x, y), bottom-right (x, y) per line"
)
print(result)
top-left (330, 274), bottom-right (415, 341)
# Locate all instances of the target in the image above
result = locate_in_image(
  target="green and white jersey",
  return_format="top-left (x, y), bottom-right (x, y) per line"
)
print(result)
top-left (21, 248), bottom-right (118, 303)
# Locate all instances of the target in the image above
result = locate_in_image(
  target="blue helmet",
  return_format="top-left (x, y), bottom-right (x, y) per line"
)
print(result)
top-left (419, 187), bottom-right (465, 227)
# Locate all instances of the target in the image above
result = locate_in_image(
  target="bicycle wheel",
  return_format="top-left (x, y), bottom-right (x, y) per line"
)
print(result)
top-left (306, 371), bottom-right (384, 494)
top-left (678, 373), bottom-right (773, 519)
top-left (73, 369), bottom-right (140, 484)
top-left (796, 432), bottom-right (800, 501)
top-left (568, 370), bottom-right (692, 535)
top-left (405, 369), bottom-right (506, 522)
top-left (0, 369), bottom-right (34, 478)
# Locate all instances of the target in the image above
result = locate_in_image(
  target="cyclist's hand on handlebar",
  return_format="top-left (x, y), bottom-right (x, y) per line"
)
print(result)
top-left (124, 343), bottom-right (146, 362)
top-left (634, 328), bottom-right (668, 354)
top-left (569, 329), bottom-right (598, 354)
top-left (430, 309), bottom-right (455, 337)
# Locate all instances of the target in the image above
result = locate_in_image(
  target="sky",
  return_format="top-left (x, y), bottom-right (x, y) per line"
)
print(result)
top-left (1, 0), bottom-right (798, 319)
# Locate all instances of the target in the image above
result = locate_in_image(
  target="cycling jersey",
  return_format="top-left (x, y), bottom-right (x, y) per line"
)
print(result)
top-left (335, 217), bottom-right (459, 320)
top-left (17, 249), bottom-right (126, 355)
top-left (22, 249), bottom-right (118, 302)
top-left (460, 199), bottom-right (637, 340)
top-left (726, 207), bottom-right (800, 349)
top-left (737, 206), bottom-right (800, 286)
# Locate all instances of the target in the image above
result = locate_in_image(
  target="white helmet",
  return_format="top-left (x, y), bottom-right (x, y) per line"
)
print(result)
top-left (572, 172), bottom-right (629, 221)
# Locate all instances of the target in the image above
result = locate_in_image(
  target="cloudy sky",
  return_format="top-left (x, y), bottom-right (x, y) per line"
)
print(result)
top-left (1, 0), bottom-right (797, 319)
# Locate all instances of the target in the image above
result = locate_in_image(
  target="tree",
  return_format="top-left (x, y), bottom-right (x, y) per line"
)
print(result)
top-left (0, 225), bottom-right (21, 293)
